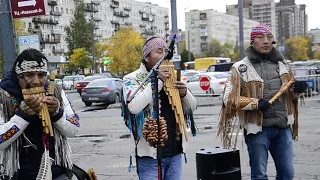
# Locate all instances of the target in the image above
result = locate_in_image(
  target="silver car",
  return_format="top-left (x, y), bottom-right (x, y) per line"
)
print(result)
top-left (81, 78), bottom-right (123, 106)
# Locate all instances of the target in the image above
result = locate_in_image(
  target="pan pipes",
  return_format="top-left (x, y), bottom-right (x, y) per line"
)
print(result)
top-left (160, 61), bottom-right (188, 142)
top-left (22, 72), bottom-right (56, 137)
top-left (269, 79), bottom-right (294, 104)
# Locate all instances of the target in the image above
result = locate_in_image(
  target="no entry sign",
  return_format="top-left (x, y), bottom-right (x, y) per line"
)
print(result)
top-left (200, 76), bottom-right (210, 91)
top-left (11, 0), bottom-right (46, 19)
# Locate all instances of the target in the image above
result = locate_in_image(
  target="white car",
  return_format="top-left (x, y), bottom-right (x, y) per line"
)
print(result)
top-left (187, 72), bottom-right (228, 95)
top-left (181, 70), bottom-right (202, 83)
top-left (62, 75), bottom-right (85, 90)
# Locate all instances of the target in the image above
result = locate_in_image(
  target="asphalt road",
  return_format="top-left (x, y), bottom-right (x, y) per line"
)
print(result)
top-left (66, 92), bottom-right (320, 180)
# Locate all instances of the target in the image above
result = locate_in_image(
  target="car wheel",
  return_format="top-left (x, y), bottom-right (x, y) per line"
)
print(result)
top-left (114, 93), bottom-right (120, 103)
top-left (84, 102), bottom-right (92, 106)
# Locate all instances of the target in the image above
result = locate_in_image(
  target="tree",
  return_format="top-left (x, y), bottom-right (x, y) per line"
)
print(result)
top-left (107, 26), bottom-right (144, 74)
top-left (221, 43), bottom-right (234, 58)
top-left (284, 37), bottom-right (309, 61)
top-left (206, 39), bottom-right (223, 57)
top-left (180, 49), bottom-right (195, 69)
top-left (65, 2), bottom-right (92, 56)
top-left (70, 48), bottom-right (91, 70)
top-left (314, 50), bottom-right (320, 60)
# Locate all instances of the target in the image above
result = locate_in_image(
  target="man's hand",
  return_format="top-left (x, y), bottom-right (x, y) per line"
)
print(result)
top-left (43, 96), bottom-right (59, 115)
top-left (258, 98), bottom-right (271, 113)
top-left (174, 81), bottom-right (187, 97)
top-left (25, 95), bottom-right (42, 114)
top-left (158, 67), bottom-right (171, 82)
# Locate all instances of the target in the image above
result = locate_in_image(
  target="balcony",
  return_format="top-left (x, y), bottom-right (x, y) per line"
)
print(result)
top-left (91, 0), bottom-right (101, 5)
top-left (151, 25), bottom-right (157, 29)
top-left (94, 33), bottom-right (103, 38)
top-left (52, 48), bottom-right (65, 54)
top-left (200, 42), bottom-right (208, 52)
top-left (165, 21), bottom-right (169, 25)
top-left (139, 10), bottom-right (146, 14)
top-left (125, 22), bottom-right (132, 26)
top-left (51, 29), bottom-right (62, 35)
top-left (110, 3), bottom-right (119, 9)
top-left (140, 24), bottom-right (146, 28)
top-left (164, 14), bottom-right (169, 18)
top-left (142, 15), bottom-right (154, 22)
top-left (93, 16), bottom-right (102, 22)
top-left (165, 26), bottom-right (169, 30)
top-left (113, 11), bottom-right (129, 18)
top-left (41, 37), bottom-right (61, 44)
top-left (32, 17), bottom-right (59, 25)
top-left (50, 11), bottom-right (62, 16)
top-left (142, 29), bottom-right (156, 36)
top-left (111, 20), bottom-right (120, 24)
top-left (124, 7), bottom-right (132, 11)
top-left (84, 4), bottom-right (98, 13)
top-left (48, 0), bottom-right (57, 6)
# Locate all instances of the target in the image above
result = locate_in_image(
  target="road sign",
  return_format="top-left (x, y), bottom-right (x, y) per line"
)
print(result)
top-left (11, 0), bottom-right (46, 19)
top-left (169, 33), bottom-right (179, 42)
top-left (200, 76), bottom-right (210, 91)
top-left (279, 44), bottom-right (285, 54)
top-left (171, 55), bottom-right (181, 62)
top-left (306, 80), bottom-right (314, 89)
top-left (18, 35), bottom-right (40, 53)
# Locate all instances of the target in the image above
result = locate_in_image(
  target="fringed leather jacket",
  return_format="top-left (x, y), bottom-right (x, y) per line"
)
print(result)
top-left (122, 63), bottom-right (197, 159)
top-left (218, 47), bottom-right (299, 149)
top-left (0, 75), bottom-right (79, 178)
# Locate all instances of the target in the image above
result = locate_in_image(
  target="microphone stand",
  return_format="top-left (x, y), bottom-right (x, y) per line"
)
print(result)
top-left (126, 35), bottom-right (176, 180)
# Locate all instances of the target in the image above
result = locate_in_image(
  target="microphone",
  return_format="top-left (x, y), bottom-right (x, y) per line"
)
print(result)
top-left (164, 34), bottom-right (176, 60)
top-left (272, 41), bottom-right (276, 44)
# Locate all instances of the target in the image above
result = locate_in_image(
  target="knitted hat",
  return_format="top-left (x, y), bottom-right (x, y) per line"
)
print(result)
top-left (142, 37), bottom-right (167, 59)
top-left (250, 24), bottom-right (273, 43)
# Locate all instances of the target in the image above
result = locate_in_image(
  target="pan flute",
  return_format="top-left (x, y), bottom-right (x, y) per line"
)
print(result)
top-left (22, 72), bottom-right (56, 137)
top-left (160, 61), bottom-right (188, 142)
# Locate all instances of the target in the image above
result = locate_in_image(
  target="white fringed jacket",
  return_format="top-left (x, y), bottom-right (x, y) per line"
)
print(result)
top-left (122, 63), bottom-right (197, 159)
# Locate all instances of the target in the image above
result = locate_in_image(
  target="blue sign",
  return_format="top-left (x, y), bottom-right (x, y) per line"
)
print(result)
top-left (169, 33), bottom-right (179, 42)
top-left (18, 35), bottom-right (40, 53)
top-left (279, 44), bottom-right (285, 54)
top-left (306, 80), bottom-right (314, 89)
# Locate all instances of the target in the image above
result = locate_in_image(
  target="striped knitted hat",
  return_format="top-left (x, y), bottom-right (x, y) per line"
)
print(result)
top-left (250, 24), bottom-right (273, 43)
top-left (142, 37), bottom-right (167, 59)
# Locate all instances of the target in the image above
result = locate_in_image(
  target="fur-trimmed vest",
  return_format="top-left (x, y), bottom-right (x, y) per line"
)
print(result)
top-left (0, 85), bottom-right (80, 178)
top-left (218, 47), bottom-right (299, 149)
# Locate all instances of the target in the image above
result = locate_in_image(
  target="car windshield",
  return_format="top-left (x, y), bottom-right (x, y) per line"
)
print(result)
top-left (87, 79), bottom-right (111, 87)
top-left (212, 73), bottom-right (228, 79)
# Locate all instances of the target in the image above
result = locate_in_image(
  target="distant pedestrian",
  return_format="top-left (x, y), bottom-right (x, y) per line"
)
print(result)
top-left (218, 24), bottom-right (307, 180)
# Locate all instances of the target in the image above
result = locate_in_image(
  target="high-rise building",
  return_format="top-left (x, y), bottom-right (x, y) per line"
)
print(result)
top-left (309, 28), bottom-right (320, 51)
top-left (185, 9), bottom-right (259, 57)
top-left (226, 0), bottom-right (277, 41)
top-left (20, 0), bottom-right (169, 72)
top-left (275, 0), bottom-right (308, 43)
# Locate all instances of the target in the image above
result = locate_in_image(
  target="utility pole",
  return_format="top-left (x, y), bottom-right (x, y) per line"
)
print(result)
top-left (238, 0), bottom-right (245, 60)
top-left (188, 31), bottom-right (191, 61)
top-left (170, 0), bottom-right (180, 68)
top-left (279, 0), bottom-right (283, 44)
top-left (0, 0), bottom-right (17, 77)
top-left (90, 15), bottom-right (96, 74)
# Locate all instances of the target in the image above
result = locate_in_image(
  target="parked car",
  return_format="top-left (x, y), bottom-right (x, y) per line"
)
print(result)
top-left (187, 72), bottom-right (228, 95)
top-left (93, 71), bottom-right (119, 78)
top-left (206, 62), bottom-right (234, 73)
top-left (62, 75), bottom-right (85, 90)
top-left (181, 70), bottom-right (202, 83)
top-left (81, 78), bottom-right (123, 106)
top-left (291, 67), bottom-right (319, 94)
top-left (76, 76), bottom-right (105, 95)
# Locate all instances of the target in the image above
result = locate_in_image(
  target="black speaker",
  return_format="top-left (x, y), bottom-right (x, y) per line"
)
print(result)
top-left (196, 147), bottom-right (241, 180)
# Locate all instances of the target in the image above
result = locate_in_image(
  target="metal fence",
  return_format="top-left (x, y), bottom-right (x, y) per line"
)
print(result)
top-left (295, 74), bottom-right (320, 97)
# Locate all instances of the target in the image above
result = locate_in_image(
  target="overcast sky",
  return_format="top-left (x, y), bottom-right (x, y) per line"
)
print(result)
top-left (138, 0), bottom-right (319, 31)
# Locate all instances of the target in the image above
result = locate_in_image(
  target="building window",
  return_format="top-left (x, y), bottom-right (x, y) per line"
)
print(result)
top-left (61, 8), bottom-right (64, 13)
top-left (66, 8), bottom-right (68, 14)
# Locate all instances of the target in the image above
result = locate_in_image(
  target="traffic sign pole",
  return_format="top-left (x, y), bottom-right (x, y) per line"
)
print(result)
top-left (0, 0), bottom-right (17, 77)
top-left (200, 76), bottom-right (210, 91)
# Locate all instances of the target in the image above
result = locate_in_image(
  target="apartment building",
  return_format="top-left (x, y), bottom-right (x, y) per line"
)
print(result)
top-left (185, 9), bottom-right (259, 57)
top-left (226, 0), bottom-right (277, 40)
top-left (20, 0), bottom-right (169, 72)
top-left (275, 0), bottom-right (308, 43)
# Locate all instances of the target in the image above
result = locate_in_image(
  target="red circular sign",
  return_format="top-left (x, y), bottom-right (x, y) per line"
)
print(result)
top-left (200, 76), bottom-right (210, 91)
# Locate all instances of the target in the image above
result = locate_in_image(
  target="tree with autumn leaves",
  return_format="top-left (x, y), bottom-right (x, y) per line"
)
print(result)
top-left (104, 27), bottom-right (144, 75)
top-left (284, 36), bottom-right (310, 61)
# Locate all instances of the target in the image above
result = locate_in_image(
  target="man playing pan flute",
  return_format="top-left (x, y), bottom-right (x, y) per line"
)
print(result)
top-left (218, 24), bottom-right (308, 180)
top-left (0, 49), bottom-right (79, 179)
top-left (122, 37), bottom-right (197, 180)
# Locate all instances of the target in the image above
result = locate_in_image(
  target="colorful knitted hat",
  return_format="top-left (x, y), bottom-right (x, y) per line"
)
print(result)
top-left (142, 37), bottom-right (167, 59)
top-left (250, 24), bottom-right (273, 43)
